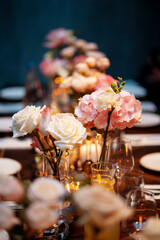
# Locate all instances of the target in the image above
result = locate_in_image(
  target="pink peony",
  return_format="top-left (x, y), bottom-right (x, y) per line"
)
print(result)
top-left (94, 73), bottom-right (117, 90)
top-left (43, 28), bottom-right (73, 49)
top-left (74, 94), bottom-right (98, 127)
top-left (75, 88), bottom-right (142, 130)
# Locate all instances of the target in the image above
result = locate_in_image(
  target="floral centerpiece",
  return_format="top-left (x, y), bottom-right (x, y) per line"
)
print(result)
top-left (75, 78), bottom-right (142, 162)
top-left (39, 28), bottom-right (116, 112)
top-left (11, 105), bottom-right (87, 178)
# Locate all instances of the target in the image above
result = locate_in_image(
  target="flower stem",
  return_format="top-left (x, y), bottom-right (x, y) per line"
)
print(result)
top-left (99, 110), bottom-right (113, 162)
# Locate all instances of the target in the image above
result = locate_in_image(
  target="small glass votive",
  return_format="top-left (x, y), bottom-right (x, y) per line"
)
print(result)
top-left (91, 162), bottom-right (116, 191)
top-left (118, 168), bottom-right (144, 198)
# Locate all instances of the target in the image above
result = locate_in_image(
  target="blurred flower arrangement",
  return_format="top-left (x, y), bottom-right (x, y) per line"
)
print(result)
top-left (0, 175), bottom-right (135, 240)
top-left (11, 105), bottom-right (87, 178)
top-left (39, 28), bottom-right (117, 112)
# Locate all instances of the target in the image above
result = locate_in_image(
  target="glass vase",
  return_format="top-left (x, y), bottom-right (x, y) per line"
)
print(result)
top-left (34, 152), bottom-right (70, 240)
top-left (84, 221), bottom-right (120, 240)
top-left (37, 152), bottom-right (69, 181)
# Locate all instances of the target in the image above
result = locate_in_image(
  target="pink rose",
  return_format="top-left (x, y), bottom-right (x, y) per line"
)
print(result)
top-left (94, 74), bottom-right (117, 90)
top-left (0, 176), bottom-right (24, 202)
top-left (43, 28), bottom-right (73, 49)
top-left (39, 107), bottom-right (53, 136)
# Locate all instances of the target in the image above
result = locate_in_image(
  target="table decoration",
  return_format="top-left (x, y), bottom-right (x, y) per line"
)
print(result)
top-left (75, 78), bottom-right (142, 163)
top-left (0, 175), bottom-right (68, 240)
top-left (39, 27), bottom-right (115, 112)
top-left (91, 162), bottom-right (116, 191)
top-left (73, 185), bottom-right (134, 240)
top-left (11, 105), bottom-right (87, 180)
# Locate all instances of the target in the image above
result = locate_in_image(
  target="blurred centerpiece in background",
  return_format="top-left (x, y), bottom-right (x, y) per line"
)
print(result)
top-left (39, 28), bottom-right (116, 113)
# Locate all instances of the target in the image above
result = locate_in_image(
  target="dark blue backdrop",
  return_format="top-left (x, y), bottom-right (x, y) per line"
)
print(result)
top-left (0, 0), bottom-right (160, 88)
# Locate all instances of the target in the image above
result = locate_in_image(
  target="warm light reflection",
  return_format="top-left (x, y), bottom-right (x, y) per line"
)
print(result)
top-left (65, 181), bottom-right (80, 193)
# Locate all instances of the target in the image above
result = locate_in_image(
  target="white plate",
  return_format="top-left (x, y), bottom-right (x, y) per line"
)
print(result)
top-left (123, 84), bottom-right (147, 98)
top-left (0, 158), bottom-right (22, 175)
top-left (135, 113), bottom-right (160, 128)
top-left (0, 117), bottom-right (12, 132)
top-left (0, 87), bottom-right (25, 100)
top-left (141, 101), bottom-right (157, 113)
top-left (0, 102), bottom-right (24, 114)
top-left (139, 152), bottom-right (160, 172)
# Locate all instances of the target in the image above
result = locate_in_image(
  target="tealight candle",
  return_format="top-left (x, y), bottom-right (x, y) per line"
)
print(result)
top-left (80, 143), bottom-right (101, 163)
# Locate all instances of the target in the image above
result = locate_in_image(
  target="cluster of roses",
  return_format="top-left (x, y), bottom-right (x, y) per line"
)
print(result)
top-left (11, 105), bottom-right (87, 177)
top-left (11, 105), bottom-right (87, 152)
top-left (39, 28), bottom-right (116, 94)
top-left (0, 175), bottom-right (133, 234)
top-left (1, 174), bottom-right (160, 240)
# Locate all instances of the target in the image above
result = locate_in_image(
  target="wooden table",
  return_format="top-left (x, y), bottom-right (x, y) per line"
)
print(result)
top-left (1, 124), bottom-right (160, 239)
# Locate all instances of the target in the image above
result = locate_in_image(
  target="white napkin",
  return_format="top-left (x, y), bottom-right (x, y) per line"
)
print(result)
top-left (124, 133), bottom-right (160, 147)
top-left (0, 137), bottom-right (32, 150)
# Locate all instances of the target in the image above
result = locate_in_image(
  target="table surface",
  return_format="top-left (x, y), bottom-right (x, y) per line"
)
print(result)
top-left (0, 122), bottom-right (160, 239)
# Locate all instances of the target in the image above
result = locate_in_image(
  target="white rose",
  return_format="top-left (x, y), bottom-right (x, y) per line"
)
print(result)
top-left (27, 178), bottom-right (65, 207)
top-left (0, 176), bottom-right (24, 202)
top-left (94, 90), bottom-right (120, 111)
top-left (47, 113), bottom-right (87, 151)
top-left (0, 204), bottom-right (20, 230)
top-left (25, 202), bottom-right (57, 231)
top-left (74, 186), bottom-right (133, 228)
top-left (11, 105), bottom-right (45, 137)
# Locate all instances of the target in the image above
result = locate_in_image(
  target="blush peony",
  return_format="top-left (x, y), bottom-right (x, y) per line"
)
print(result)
top-left (75, 87), bottom-right (142, 131)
